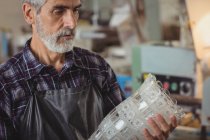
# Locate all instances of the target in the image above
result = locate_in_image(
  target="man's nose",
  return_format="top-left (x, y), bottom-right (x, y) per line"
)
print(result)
top-left (63, 10), bottom-right (78, 29)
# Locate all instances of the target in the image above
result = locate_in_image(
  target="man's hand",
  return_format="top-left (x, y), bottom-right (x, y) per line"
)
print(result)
top-left (143, 114), bottom-right (177, 140)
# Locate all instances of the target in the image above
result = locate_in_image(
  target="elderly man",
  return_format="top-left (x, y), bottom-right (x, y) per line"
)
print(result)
top-left (0, 0), bottom-right (177, 139)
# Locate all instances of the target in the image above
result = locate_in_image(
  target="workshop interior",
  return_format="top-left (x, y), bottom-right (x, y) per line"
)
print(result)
top-left (0, 0), bottom-right (210, 139)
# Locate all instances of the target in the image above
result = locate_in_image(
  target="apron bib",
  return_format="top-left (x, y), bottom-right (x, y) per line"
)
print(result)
top-left (18, 77), bottom-right (108, 140)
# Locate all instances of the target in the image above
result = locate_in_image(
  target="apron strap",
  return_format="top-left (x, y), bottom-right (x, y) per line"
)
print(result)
top-left (84, 67), bottom-right (117, 115)
top-left (27, 78), bottom-right (38, 96)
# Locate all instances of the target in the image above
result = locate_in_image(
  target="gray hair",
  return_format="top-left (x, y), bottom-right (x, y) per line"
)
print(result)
top-left (21, 0), bottom-right (46, 13)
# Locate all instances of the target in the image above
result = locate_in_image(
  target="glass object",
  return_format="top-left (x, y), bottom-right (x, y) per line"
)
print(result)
top-left (89, 74), bottom-right (185, 140)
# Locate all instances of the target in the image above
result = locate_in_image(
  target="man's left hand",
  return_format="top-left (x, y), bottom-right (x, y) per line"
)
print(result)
top-left (143, 114), bottom-right (177, 140)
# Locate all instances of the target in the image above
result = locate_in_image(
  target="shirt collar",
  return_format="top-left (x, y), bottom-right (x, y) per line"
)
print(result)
top-left (71, 47), bottom-right (88, 69)
top-left (60, 47), bottom-right (86, 74)
top-left (23, 39), bottom-right (45, 80)
top-left (23, 39), bottom-right (82, 79)
top-left (64, 50), bottom-right (74, 69)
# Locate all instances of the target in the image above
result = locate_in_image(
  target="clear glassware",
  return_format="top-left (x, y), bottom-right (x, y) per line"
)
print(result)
top-left (89, 74), bottom-right (185, 140)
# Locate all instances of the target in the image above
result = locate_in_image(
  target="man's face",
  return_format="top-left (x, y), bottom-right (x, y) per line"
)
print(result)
top-left (35, 0), bottom-right (81, 53)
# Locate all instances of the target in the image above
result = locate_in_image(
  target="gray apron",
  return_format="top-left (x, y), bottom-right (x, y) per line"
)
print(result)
top-left (18, 75), bottom-right (114, 140)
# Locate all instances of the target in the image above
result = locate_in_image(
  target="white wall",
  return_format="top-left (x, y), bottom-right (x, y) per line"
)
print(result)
top-left (0, 1), bottom-right (28, 35)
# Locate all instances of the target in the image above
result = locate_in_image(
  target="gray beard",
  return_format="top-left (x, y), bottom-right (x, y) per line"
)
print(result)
top-left (36, 17), bottom-right (75, 53)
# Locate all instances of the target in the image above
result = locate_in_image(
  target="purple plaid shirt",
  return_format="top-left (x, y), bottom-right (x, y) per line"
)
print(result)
top-left (0, 39), bottom-right (124, 139)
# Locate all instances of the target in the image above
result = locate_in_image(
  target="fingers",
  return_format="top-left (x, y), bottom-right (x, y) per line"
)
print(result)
top-left (170, 115), bottom-right (177, 132)
top-left (170, 115), bottom-right (177, 128)
top-left (147, 117), bottom-right (165, 140)
top-left (143, 114), bottom-right (178, 140)
top-left (143, 128), bottom-right (155, 140)
top-left (156, 114), bottom-right (170, 136)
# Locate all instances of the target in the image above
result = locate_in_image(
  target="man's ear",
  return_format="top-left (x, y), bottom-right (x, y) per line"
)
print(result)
top-left (22, 3), bottom-right (36, 25)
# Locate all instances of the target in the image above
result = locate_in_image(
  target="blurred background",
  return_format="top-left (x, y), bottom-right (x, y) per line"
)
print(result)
top-left (0, 0), bottom-right (210, 139)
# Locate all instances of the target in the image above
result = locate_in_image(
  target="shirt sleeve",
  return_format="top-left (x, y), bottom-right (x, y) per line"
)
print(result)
top-left (0, 91), bottom-right (17, 140)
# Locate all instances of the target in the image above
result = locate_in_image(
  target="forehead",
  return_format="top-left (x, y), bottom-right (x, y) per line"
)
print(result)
top-left (45, 0), bottom-right (81, 7)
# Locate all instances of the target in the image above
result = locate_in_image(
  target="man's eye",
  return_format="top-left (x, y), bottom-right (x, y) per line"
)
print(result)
top-left (53, 9), bottom-right (64, 15)
top-left (73, 8), bottom-right (80, 13)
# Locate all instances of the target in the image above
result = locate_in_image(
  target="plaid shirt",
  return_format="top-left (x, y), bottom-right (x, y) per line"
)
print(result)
top-left (0, 39), bottom-right (124, 140)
